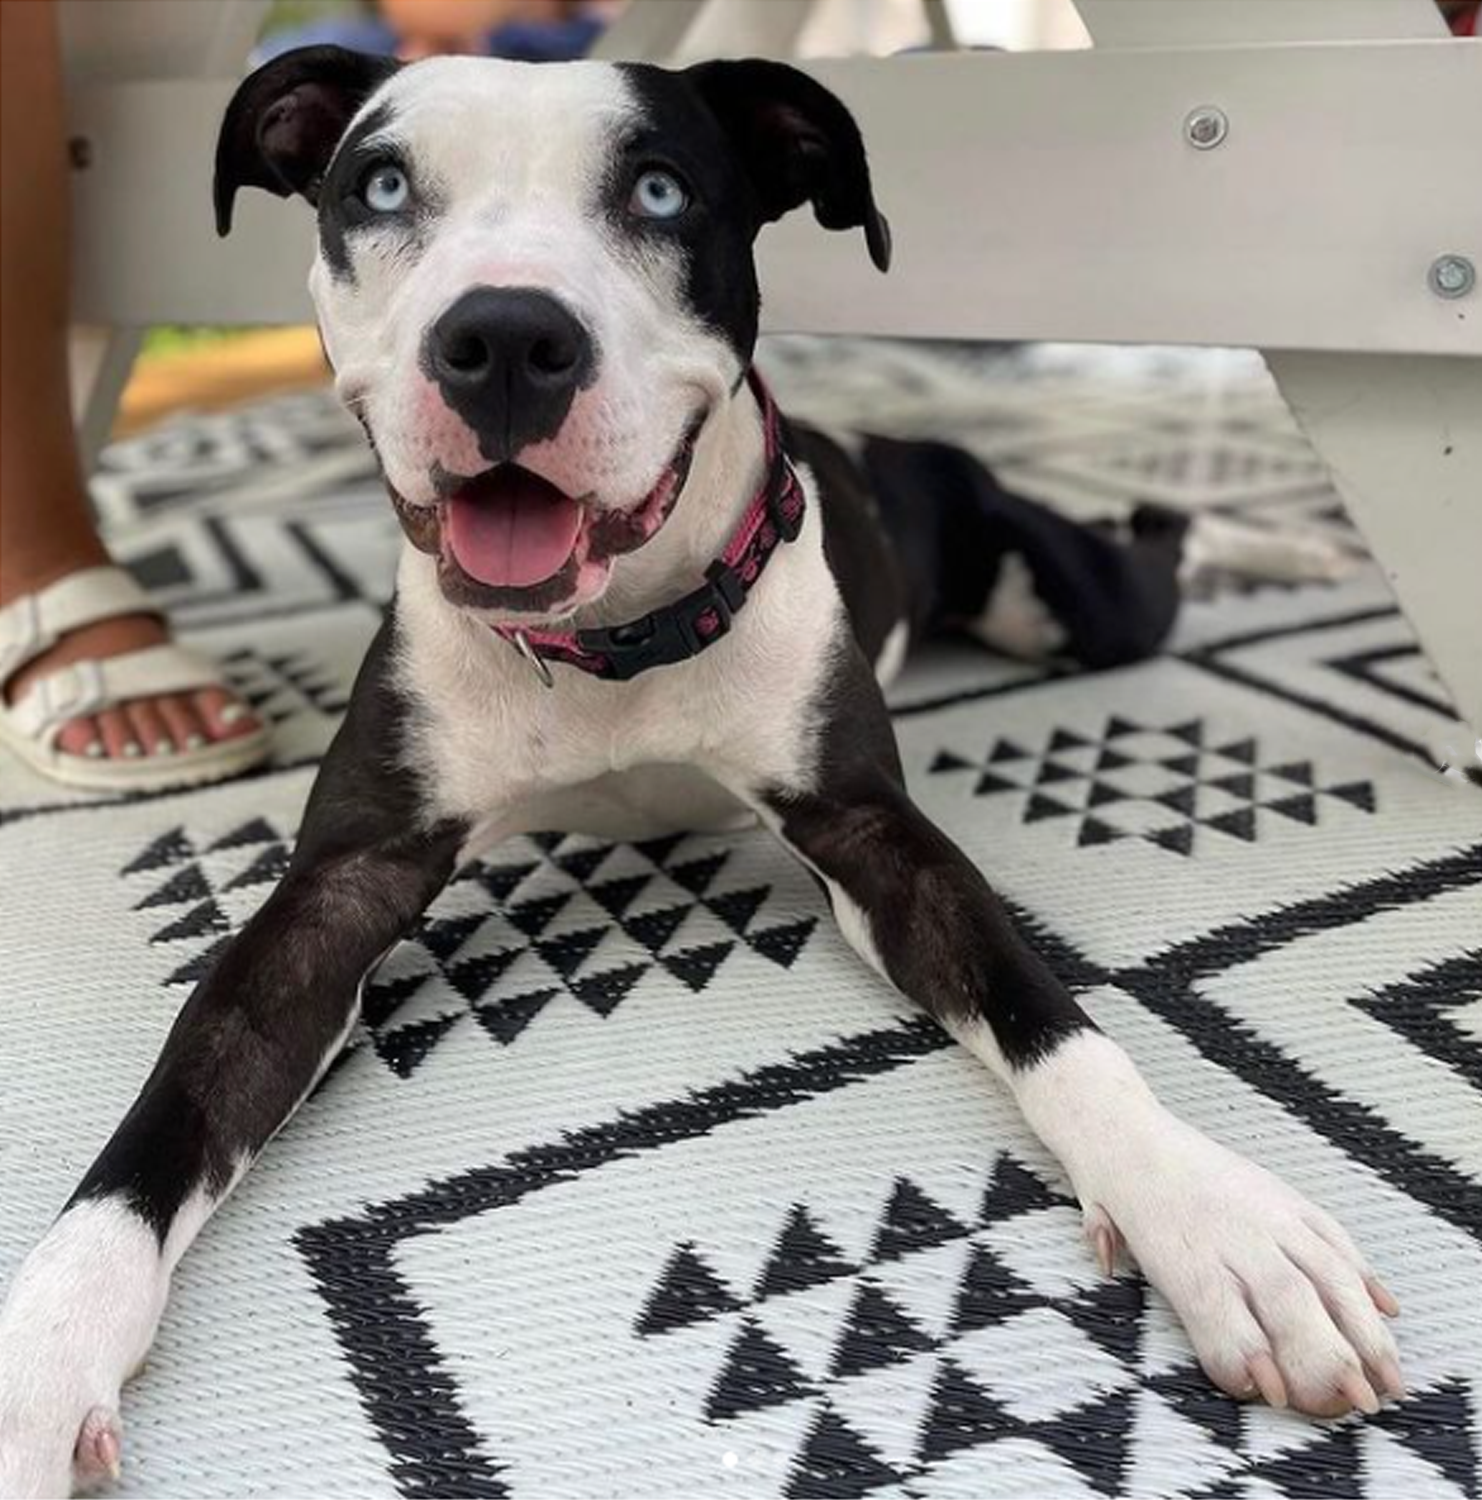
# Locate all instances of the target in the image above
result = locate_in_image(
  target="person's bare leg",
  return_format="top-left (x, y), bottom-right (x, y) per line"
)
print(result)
top-left (0, 0), bottom-right (259, 762)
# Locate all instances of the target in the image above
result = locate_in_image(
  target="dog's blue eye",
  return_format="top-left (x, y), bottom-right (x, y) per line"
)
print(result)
top-left (364, 163), bottom-right (410, 214)
top-left (629, 168), bottom-right (688, 221)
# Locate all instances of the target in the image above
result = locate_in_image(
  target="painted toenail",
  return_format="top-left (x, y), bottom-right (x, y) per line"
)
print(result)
top-left (82, 740), bottom-right (105, 759)
top-left (219, 703), bottom-right (248, 726)
top-left (185, 732), bottom-right (207, 750)
top-left (153, 739), bottom-right (175, 756)
top-left (121, 740), bottom-right (143, 758)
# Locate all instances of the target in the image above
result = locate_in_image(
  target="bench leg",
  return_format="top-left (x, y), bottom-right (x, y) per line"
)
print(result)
top-left (1265, 351), bottom-right (1482, 746)
top-left (68, 325), bottom-right (142, 476)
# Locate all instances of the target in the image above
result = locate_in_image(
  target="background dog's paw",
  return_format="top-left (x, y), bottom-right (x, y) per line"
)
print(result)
top-left (1089, 1129), bottom-right (1404, 1417)
top-left (1181, 513), bottom-right (1361, 586)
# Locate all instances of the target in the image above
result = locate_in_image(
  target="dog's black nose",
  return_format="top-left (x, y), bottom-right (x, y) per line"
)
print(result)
top-left (424, 287), bottom-right (595, 461)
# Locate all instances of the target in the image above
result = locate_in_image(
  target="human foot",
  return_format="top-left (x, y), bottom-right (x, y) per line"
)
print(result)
top-left (2, 608), bottom-right (259, 760)
top-left (0, 564), bottom-right (269, 789)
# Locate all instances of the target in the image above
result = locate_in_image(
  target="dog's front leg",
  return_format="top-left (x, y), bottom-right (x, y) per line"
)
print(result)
top-left (0, 629), bottom-right (465, 1498)
top-left (716, 644), bottom-right (1403, 1420)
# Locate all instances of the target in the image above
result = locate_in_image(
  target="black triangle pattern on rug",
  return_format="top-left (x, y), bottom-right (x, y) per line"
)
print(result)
top-left (373, 1011), bottom-right (462, 1079)
top-left (705, 1318), bottom-right (814, 1420)
top-left (928, 713), bottom-right (1377, 857)
top-left (472, 988), bottom-right (556, 1046)
top-left (149, 898), bottom-right (231, 945)
top-left (786, 1408), bottom-right (902, 1499)
top-left (630, 1153), bottom-right (1270, 1492)
top-left (930, 749), bottom-right (974, 775)
top-left (707, 885), bottom-right (768, 935)
top-left (625, 831), bottom-right (681, 864)
top-left (1182, 1478), bottom-right (1248, 1500)
top-left (445, 947), bottom-right (525, 1004)
top-left (569, 962), bottom-right (650, 1018)
top-left (135, 862), bottom-right (211, 910)
top-left (976, 768), bottom-right (1022, 796)
top-left (829, 1282), bottom-right (937, 1378)
top-left (916, 1358), bottom-right (1020, 1465)
top-left (372, 830), bottom-right (821, 1066)
top-left (122, 825), bottom-right (195, 874)
top-left (163, 935), bottom-right (231, 987)
top-left (414, 912), bottom-right (485, 965)
top-left (361, 971), bottom-right (429, 1029)
top-left (668, 852), bottom-right (727, 896)
top-left (748, 919), bottom-right (817, 968)
top-left (1147, 1365), bottom-right (1245, 1455)
top-left (632, 1161), bottom-right (1482, 1496)
top-left (1063, 1277), bottom-right (1147, 1369)
top-left (625, 901), bottom-right (692, 954)
top-left (635, 1243), bottom-right (743, 1337)
top-left (662, 941), bottom-right (734, 993)
top-left (587, 872), bottom-right (652, 919)
top-left (1250, 1421), bottom-right (1366, 1499)
top-left (755, 1205), bottom-right (857, 1300)
top-left (535, 926), bottom-right (606, 979)
top-left (123, 818), bottom-right (816, 1069)
top-left (221, 842), bottom-right (293, 892)
top-left (1157, 783), bottom-right (1199, 817)
top-left (219, 647), bottom-right (349, 723)
top-left (504, 892), bottom-right (572, 939)
top-left (1029, 1388), bottom-right (1138, 1497)
top-left (1148, 821), bottom-right (1195, 856)
top-left (949, 1241), bottom-right (1042, 1334)
top-left (554, 844), bottom-right (612, 885)
top-left (470, 860), bottom-right (538, 904)
top-left (977, 1152), bottom-right (1073, 1225)
top-left (1371, 1379), bottom-right (1479, 1497)
top-left (870, 1178), bottom-right (971, 1263)
top-left (1080, 815), bottom-right (1126, 848)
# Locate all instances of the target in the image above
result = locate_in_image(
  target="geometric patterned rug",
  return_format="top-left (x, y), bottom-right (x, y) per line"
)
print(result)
top-left (1, 341), bottom-right (1478, 1499)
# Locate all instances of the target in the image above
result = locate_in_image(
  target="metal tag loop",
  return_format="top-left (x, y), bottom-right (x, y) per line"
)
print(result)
top-left (510, 629), bottom-right (555, 689)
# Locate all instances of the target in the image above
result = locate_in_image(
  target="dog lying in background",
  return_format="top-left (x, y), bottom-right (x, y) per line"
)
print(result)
top-left (0, 48), bottom-right (1392, 1496)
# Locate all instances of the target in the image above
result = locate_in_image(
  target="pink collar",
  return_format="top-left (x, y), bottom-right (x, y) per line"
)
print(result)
top-left (492, 370), bottom-right (804, 684)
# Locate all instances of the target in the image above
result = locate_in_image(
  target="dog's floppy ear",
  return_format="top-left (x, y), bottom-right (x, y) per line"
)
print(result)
top-left (685, 58), bottom-right (891, 272)
top-left (214, 45), bottom-right (399, 236)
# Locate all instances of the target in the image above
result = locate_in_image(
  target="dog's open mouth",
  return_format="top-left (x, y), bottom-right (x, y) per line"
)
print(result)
top-left (417, 414), bottom-right (704, 609)
top-left (445, 468), bottom-right (585, 590)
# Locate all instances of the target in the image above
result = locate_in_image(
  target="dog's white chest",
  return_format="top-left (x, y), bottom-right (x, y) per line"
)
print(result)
top-left (391, 501), bottom-right (844, 834)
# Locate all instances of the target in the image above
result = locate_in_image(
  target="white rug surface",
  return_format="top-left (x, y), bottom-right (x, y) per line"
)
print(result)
top-left (1, 342), bottom-right (1478, 1500)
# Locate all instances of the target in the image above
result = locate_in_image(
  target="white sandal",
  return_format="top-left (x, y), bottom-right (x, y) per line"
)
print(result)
top-left (0, 565), bottom-right (271, 792)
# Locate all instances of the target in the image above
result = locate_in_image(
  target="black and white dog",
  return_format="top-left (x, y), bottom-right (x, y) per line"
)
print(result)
top-left (0, 48), bottom-right (1396, 1495)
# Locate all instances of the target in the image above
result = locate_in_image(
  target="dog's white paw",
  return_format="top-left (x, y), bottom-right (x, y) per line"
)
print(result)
top-left (1, 1201), bottom-right (167, 1497)
top-left (0, 1378), bottom-right (124, 1500)
top-left (1087, 1124), bottom-right (1403, 1416)
top-left (73, 1406), bottom-right (124, 1492)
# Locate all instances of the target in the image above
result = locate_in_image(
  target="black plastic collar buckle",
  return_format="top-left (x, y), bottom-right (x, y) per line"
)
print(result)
top-left (576, 560), bottom-right (748, 682)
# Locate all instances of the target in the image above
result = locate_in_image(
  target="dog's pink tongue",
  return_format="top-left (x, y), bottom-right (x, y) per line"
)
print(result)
top-left (446, 468), bottom-right (582, 588)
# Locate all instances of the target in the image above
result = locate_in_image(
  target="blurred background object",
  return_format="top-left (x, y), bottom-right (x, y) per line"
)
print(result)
top-left (255, 0), bottom-right (619, 64)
